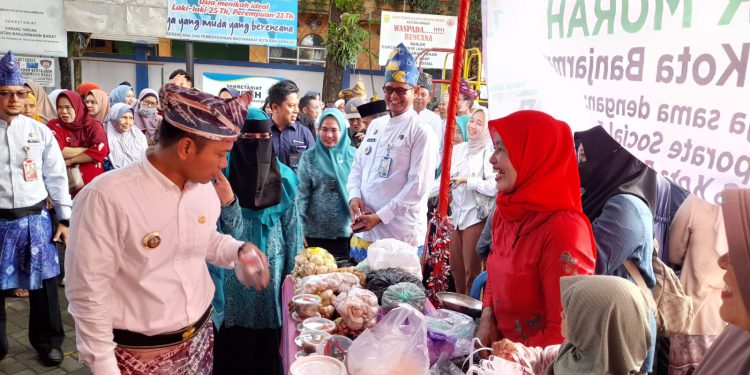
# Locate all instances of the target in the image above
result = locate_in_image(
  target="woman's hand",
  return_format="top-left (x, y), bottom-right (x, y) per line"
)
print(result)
top-left (212, 172), bottom-right (235, 206)
top-left (475, 306), bottom-right (500, 359)
top-left (492, 339), bottom-right (518, 361)
top-left (451, 176), bottom-right (468, 186)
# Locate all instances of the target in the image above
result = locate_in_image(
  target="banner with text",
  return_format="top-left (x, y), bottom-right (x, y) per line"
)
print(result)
top-left (484, 0), bottom-right (750, 203)
top-left (202, 72), bottom-right (280, 108)
top-left (166, 0), bottom-right (297, 47)
top-left (1, 0), bottom-right (67, 57)
top-left (379, 11), bottom-right (458, 69)
top-left (17, 56), bottom-right (56, 87)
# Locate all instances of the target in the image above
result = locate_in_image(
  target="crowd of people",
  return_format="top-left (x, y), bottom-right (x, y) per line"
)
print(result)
top-left (0, 38), bottom-right (748, 375)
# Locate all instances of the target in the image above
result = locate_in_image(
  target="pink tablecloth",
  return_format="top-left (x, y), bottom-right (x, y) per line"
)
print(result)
top-left (280, 276), bottom-right (297, 375)
top-left (280, 275), bottom-right (436, 375)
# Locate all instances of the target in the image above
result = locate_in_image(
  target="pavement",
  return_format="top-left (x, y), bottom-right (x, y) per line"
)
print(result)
top-left (0, 286), bottom-right (91, 375)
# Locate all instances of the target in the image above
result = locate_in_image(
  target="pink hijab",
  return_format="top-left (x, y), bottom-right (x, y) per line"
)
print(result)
top-left (694, 188), bottom-right (750, 374)
top-left (85, 89), bottom-right (109, 123)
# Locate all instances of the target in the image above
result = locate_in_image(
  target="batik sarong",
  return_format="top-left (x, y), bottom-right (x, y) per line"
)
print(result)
top-left (0, 209), bottom-right (60, 290)
top-left (115, 320), bottom-right (214, 375)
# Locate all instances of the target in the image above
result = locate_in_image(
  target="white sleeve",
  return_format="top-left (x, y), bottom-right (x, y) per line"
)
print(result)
top-left (40, 126), bottom-right (72, 219)
top-left (376, 127), bottom-right (438, 224)
top-left (347, 138), bottom-right (366, 202)
top-left (467, 149), bottom-right (498, 197)
top-left (64, 188), bottom-right (122, 374)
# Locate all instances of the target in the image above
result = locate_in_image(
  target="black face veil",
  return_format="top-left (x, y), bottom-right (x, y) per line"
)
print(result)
top-left (228, 117), bottom-right (282, 210)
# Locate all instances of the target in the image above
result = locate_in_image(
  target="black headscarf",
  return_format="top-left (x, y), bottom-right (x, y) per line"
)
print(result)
top-left (575, 126), bottom-right (658, 222)
top-left (228, 108), bottom-right (282, 210)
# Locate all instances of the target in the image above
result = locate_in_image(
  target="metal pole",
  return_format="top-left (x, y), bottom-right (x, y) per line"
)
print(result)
top-left (185, 41), bottom-right (195, 79)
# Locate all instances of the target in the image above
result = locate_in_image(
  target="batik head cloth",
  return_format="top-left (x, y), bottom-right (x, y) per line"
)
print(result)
top-left (417, 72), bottom-right (434, 93)
top-left (384, 43), bottom-right (418, 86)
top-left (459, 78), bottom-right (478, 100)
top-left (0, 51), bottom-right (24, 87)
top-left (158, 83), bottom-right (245, 141)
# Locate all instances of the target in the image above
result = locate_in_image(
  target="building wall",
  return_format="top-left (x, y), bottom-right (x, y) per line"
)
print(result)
top-left (80, 58), bottom-right (385, 101)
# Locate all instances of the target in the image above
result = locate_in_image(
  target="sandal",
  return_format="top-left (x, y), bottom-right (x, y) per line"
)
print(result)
top-left (10, 289), bottom-right (29, 298)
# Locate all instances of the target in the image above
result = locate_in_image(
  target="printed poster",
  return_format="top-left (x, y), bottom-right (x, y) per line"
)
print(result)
top-left (167, 0), bottom-right (297, 48)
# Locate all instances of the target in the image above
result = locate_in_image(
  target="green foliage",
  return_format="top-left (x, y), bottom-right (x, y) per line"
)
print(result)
top-left (325, 0), bottom-right (369, 67)
top-left (335, 0), bottom-right (364, 11)
top-left (326, 12), bottom-right (369, 67)
top-left (381, 0), bottom-right (444, 14)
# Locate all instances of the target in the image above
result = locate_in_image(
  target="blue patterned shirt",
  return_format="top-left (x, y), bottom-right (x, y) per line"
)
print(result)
top-left (296, 151), bottom-right (352, 239)
top-left (212, 199), bottom-right (303, 329)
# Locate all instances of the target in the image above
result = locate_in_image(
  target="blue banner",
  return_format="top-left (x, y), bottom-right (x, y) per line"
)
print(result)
top-left (166, 0), bottom-right (297, 48)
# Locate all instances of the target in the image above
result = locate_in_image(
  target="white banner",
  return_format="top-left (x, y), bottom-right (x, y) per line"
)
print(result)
top-left (484, 0), bottom-right (750, 204)
top-left (379, 11), bottom-right (457, 69)
top-left (202, 72), bottom-right (281, 108)
top-left (0, 0), bottom-right (67, 57)
top-left (64, 1), bottom-right (167, 42)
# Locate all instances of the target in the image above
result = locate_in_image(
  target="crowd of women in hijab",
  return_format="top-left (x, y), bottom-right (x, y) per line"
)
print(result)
top-left (3, 44), bottom-right (749, 375)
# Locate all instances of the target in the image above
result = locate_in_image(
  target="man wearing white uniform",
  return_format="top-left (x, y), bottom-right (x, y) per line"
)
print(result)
top-left (414, 72), bottom-right (443, 147)
top-left (347, 43), bottom-right (438, 261)
top-left (0, 51), bottom-right (69, 367)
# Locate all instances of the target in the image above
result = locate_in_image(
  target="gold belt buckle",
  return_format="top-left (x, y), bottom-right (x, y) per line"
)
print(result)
top-left (182, 326), bottom-right (196, 341)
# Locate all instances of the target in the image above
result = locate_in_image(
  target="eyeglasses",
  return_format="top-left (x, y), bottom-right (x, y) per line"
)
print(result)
top-left (140, 100), bottom-right (158, 108)
top-left (0, 90), bottom-right (30, 99)
top-left (382, 86), bottom-right (413, 96)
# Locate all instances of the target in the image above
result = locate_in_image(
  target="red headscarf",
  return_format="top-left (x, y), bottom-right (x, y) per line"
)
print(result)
top-left (48, 90), bottom-right (105, 146)
top-left (76, 82), bottom-right (101, 97)
top-left (489, 110), bottom-right (595, 248)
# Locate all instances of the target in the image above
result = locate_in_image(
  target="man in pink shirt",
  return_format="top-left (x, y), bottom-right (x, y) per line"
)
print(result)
top-left (65, 84), bottom-right (270, 374)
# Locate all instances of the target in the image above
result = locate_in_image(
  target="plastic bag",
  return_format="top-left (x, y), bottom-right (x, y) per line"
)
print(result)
top-left (465, 356), bottom-right (525, 375)
top-left (366, 267), bottom-right (425, 303)
top-left (360, 238), bottom-right (422, 280)
top-left (464, 338), bottom-right (525, 375)
top-left (382, 282), bottom-right (426, 311)
top-left (333, 288), bottom-right (379, 331)
top-left (429, 353), bottom-right (465, 375)
top-left (427, 331), bottom-right (457, 366)
top-left (427, 309), bottom-right (476, 358)
top-left (296, 272), bottom-right (361, 295)
top-left (291, 247), bottom-right (337, 278)
top-left (347, 305), bottom-right (430, 375)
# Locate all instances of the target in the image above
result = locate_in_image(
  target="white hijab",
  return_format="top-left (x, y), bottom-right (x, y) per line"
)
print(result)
top-left (467, 107), bottom-right (492, 155)
top-left (105, 103), bottom-right (147, 169)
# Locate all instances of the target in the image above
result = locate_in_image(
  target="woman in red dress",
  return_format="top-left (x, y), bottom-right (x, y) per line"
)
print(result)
top-left (475, 110), bottom-right (597, 349)
top-left (46, 90), bottom-right (108, 196)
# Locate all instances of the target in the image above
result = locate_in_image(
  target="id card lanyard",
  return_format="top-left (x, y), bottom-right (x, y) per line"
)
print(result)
top-left (22, 145), bottom-right (38, 182)
top-left (378, 142), bottom-right (393, 178)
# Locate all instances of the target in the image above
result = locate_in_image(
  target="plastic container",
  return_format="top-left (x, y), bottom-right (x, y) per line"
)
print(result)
top-left (316, 335), bottom-right (353, 363)
top-left (292, 294), bottom-right (322, 320)
top-left (290, 356), bottom-right (347, 375)
top-left (302, 317), bottom-right (336, 334)
top-left (297, 329), bottom-right (332, 354)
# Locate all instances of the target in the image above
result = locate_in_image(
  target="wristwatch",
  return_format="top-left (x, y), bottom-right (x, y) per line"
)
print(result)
top-left (59, 219), bottom-right (70, 226)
